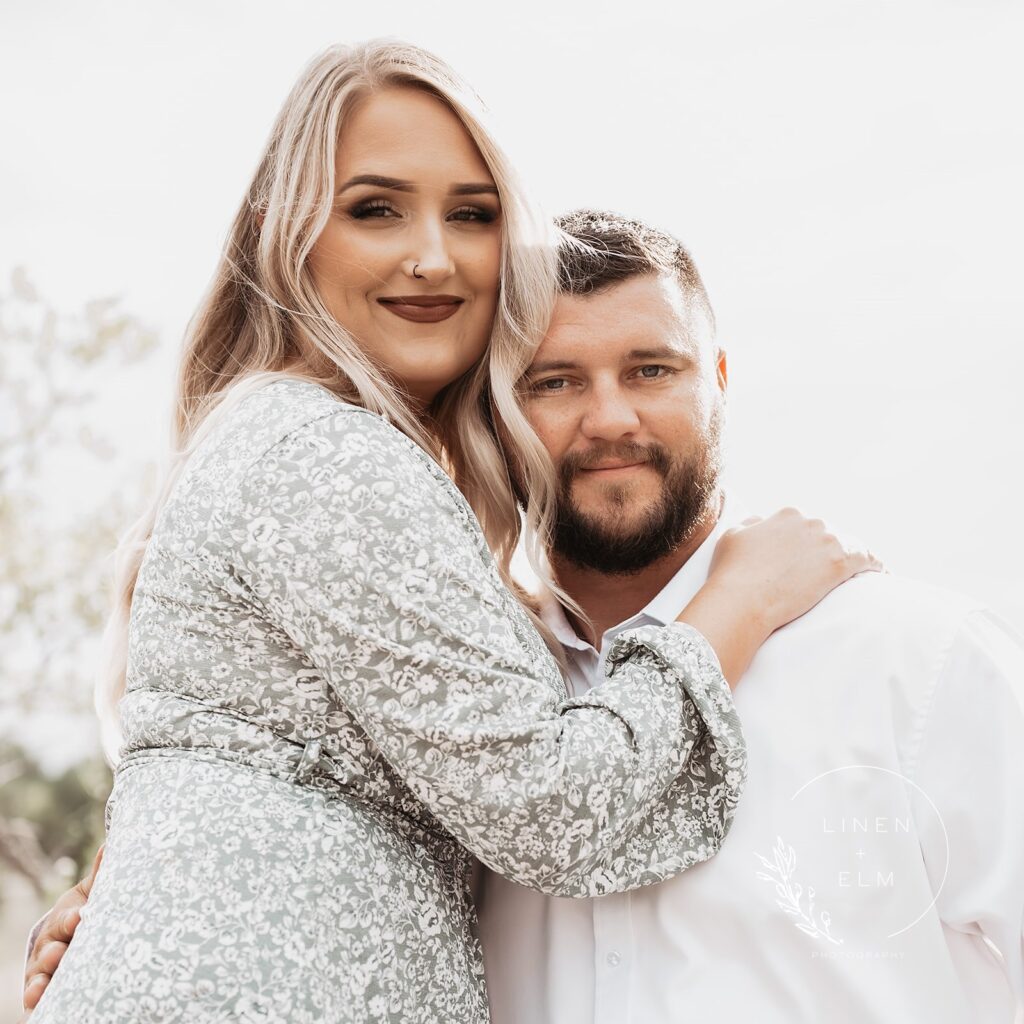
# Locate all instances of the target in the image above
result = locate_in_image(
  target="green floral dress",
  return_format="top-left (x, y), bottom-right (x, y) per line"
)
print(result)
top-left (33, 379), bottom-right (746, 1023)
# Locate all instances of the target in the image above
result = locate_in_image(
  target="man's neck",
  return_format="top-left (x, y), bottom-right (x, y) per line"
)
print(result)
top-left (553, 493), bottom-right (724, 646)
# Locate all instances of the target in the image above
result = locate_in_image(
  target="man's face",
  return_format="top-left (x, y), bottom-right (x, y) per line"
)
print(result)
top-left (521, 273), bottom-right (727, 574)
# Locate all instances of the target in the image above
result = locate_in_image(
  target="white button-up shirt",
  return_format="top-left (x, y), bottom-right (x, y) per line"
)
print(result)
top-left (478, 507), bottom-right (1024, 1023)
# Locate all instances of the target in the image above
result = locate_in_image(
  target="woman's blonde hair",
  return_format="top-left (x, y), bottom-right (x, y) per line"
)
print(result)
top-left (96, 40), bottom-right (566, 762)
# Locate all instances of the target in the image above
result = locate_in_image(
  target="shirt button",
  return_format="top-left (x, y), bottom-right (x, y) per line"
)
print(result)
top-left (606, 951), bottom-right (622, 968)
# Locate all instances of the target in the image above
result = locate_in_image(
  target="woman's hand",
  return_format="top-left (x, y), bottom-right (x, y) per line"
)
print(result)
top-left (678, 508), bottom-right (882, 687)
top-left (20, 845), bottom-right (103, 1018)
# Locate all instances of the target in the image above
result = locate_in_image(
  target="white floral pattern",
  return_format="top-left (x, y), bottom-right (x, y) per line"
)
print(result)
top-left (34, 379), bottom-right (747, 1023)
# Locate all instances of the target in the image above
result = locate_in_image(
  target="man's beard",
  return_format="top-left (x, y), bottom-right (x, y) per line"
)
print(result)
top-left (552, 409), bottom-right (723, 576)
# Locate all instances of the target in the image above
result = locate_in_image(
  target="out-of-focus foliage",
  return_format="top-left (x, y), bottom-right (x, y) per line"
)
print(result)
top-left (0, 741), bottom-right (110, 903)
top-left (0, 267), bottom-right (158, 717)
top-left (0, 268), bottom-right (158, 897)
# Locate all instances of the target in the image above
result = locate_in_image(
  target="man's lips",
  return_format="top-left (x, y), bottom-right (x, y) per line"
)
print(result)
top-left (378, 295), bottom-right (464, 324)
top-left (579, 461), bottom-right (649, 475)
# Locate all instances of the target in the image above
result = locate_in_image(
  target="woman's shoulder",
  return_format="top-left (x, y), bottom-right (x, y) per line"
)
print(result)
top-left (221, 379), bottom-right (485, 555)
top-left (226, 377), bottom-right (469, 516)
top-left (172, 375), bottom-right (480, 550)
top-left (190, 375), bottom-right (409, 477)
top-left (231, 376), bottom-right (372, 455)
top-left (239, 377), bottom-right (439, 474)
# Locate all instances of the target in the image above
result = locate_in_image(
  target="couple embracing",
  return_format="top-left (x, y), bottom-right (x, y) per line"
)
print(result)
top-left (23, 40), bottom-right (1023, 1024)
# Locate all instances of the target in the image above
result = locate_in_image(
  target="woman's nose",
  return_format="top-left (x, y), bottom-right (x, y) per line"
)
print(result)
top-left (401, 221), bottom-right (454, 284)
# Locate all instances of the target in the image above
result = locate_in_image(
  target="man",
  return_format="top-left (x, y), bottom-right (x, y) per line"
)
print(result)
top-left (24, 211), bottom-right (1024, 1023)
top-left (477, 210), bottom-right (1024, 1023)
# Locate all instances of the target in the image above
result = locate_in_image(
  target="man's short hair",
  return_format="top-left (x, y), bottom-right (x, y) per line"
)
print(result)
top-left (555, 209), bottom-right (716, 339)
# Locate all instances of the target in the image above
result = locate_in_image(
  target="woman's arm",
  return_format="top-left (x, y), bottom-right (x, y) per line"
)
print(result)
top-left (226, 407), bottom-right (865, 896)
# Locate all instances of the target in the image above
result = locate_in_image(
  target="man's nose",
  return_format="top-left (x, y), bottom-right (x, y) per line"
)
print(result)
top-left (402, 218), bottom-right (454, 284)
top-left (579, 384), bottom-right (641, 441)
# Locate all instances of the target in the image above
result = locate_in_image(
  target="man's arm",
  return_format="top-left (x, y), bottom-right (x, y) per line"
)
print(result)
top-left (21, 845), bottom-right (103, 1017)
top-left (910, 608), bottom-right (1024, 1014)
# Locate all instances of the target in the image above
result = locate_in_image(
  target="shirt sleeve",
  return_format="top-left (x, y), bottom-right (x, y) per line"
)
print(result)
top-left (909, 607), bottom-right (1024, 1008)
top-left (225, 405), bottom-right (747, 897)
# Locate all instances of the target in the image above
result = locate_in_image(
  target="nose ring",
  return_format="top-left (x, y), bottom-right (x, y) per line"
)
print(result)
top-left (412, 264), bottom-right (424, 280)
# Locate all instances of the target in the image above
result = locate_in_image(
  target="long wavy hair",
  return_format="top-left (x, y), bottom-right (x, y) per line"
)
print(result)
top-left (96, 40), bottom-right (566, 762)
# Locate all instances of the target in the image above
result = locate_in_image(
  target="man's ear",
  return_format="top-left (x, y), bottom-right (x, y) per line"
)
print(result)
top-left (716, 347), bottom-right (728, 392)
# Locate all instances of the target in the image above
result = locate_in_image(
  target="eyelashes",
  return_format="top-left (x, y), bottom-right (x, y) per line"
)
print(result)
top-left (346, 199), bottom-right (498, 223)
top-left (348, 199), bottom-right (394, 219)
top-left (450, 205), bottom-right (498, 223)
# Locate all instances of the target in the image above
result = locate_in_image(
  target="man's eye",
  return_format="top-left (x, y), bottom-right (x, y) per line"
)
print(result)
top-left (638, 365), bottom-right (671, 379)
top-left (533, 378), bottom-right (567, 392)
top-left (349, 200), bottom-right (397, 219)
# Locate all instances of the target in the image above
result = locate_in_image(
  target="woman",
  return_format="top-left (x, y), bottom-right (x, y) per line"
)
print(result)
top-left (25, 41), bottom-right (876, 1023)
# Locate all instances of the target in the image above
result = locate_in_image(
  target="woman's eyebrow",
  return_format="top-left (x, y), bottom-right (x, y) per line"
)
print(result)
top-left (450, 183), bottom-right (499, 196)
top-left (339, 174), bottom-right (415, 193)
top-left (338, 174), bottom-right (498, 196)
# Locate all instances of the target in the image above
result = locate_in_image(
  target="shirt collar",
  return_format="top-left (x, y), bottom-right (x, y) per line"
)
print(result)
top-left (538, 494), bottom-right (750, 653)
top-left (536, 587), bottom-right (594, 653)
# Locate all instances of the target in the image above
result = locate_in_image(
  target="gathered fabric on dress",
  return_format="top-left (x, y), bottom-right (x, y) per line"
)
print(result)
top-left (33, 378), bottom-right (747, 1024)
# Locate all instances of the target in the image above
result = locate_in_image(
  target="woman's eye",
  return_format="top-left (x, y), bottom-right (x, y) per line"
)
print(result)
top-left (449, 205), bottom-right (497, 223)
top-left (533, 378), bottom-right (568, 393)
top-left (349, 200), bottom-right (398, 220)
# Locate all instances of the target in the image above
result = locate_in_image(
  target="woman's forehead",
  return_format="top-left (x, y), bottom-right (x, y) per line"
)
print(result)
top-left (336, 87), bottom-right (494, 187)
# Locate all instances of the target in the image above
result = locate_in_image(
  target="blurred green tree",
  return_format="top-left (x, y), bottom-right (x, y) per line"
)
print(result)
top-left (0, 741), bottom-right (110, 898)
top-left (0, 267), bottom-right (158, 896)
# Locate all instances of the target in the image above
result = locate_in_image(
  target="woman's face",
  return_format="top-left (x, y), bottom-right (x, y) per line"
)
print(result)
top-left (308, 86), bottom-right (503, 405)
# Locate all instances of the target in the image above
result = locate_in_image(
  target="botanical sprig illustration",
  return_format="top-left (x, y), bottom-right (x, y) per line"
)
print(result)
top-left (754, 836), bottom-right (843, 945)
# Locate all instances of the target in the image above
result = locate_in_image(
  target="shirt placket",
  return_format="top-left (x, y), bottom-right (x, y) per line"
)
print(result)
top-left (592, 891), bottom-right (634, 1024)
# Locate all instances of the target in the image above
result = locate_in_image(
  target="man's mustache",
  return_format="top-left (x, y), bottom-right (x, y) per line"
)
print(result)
top-left (558, 442), bottom-right (673, 483)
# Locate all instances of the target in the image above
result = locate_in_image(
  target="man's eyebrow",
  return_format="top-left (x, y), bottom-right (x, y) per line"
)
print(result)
top-left (338, 174), bottom-right (498, 196)
top-left (624, 346), bottom-right (691, 362)
top-left (525, 359), bottom-right (579, 375)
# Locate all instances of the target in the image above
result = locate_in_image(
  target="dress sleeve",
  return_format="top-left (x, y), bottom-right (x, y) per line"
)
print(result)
top-left (227, 406), bottom-right (747, 897)
top-left (909, 608), bottom-right (1024, 1010)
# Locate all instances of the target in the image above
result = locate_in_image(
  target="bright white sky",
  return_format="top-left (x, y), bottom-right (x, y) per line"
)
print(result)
top-left (3, 0), bottom-right (1023, 641)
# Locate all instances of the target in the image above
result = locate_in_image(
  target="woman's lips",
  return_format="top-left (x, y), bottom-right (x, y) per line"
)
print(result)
top-left (378, 295), bottom-right (464, 324)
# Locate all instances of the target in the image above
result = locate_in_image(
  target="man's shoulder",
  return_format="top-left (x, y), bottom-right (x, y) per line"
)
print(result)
top-left (825, 571), bottom-right (983, 619)
top-left (797, 570), bottom-right (986, 653)
top-left (744, 574), bottom-right (999, 763)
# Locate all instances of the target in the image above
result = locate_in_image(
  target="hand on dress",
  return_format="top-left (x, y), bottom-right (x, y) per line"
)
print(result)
top-left (20, 844), bottom-right (103, 1019)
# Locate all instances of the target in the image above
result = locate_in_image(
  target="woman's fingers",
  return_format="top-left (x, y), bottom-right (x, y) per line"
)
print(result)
top-left (852, 548), bottom-right (885, 574)
top-left (831, 531), bottom-right (885, 579)
top-left (23, 910), bottom-right (80, 1009)
top-left (36, 940), bottom-right (71, 975)
top-left (22, 845), bottom-right (104, 1010)
top-left (22, 971), bottom-right (49, 1011)
top-left (80, 844), bottom-right (105, 898)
